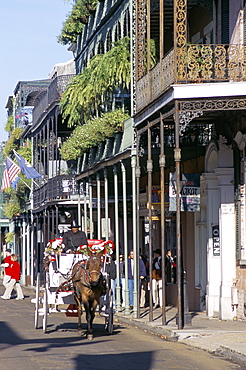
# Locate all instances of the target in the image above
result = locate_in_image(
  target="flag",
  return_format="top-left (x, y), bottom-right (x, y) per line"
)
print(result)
top-left (13, 150), bottom-right (42, 179)
top-left (12, 176), bottom-right (20, 189)
top-left (1, 157), bottom-right (21, 191)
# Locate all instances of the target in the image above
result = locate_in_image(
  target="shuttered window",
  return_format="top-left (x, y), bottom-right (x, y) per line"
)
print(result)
top-left (221, 0), bottom-right (229, 44)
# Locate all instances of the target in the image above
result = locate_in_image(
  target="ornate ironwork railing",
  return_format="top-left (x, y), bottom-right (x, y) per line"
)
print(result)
top-left (136, 44), bottom-right (246, 113)
top-left (136, 49), bottom-right (175, 112)
top-left (33, 175), bottom-right (77, 209)
top-left (32, 74), bottom-right (75, 125)
top-left (176, 44), bottom-right (246, 82)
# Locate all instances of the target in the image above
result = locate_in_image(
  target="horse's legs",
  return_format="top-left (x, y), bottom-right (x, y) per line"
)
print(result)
top-left (90, 300), bottom-right (98, 327)
top-left (74, 294), bottom-right (83, 335)
top-left (84, 301), bottom-right (91, 332)
top-left (78, 302), bottom-right (82, 329)
top-left (84, 301), bottom-right (94, 340)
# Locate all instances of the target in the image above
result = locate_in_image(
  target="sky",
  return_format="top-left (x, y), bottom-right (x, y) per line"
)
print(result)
top-left (0, 0), bottom-right (73, 142)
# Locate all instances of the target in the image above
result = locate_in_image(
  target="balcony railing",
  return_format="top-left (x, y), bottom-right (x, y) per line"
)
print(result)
top-left (136, 49), bottom-right (175, 112)
top-left (32, 74), bottom-right (75, 125)
top-left (33, 175), bottom-right (77, 209)
top-left (136, 44), bottom-right (246, 113)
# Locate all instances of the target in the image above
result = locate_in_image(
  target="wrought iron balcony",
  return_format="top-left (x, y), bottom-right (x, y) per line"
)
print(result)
top-left (32, 74), bottom-right (75, 125)
top-left (33, 175), bottom-right (78, 209)
top-left (136, 44), bottom-right (246, 113)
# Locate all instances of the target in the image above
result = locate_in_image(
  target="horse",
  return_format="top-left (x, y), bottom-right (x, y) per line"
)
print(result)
top-left (72, 248), bottom-right (105, 340)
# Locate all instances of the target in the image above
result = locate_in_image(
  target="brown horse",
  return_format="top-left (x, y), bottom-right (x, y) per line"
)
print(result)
top-left (72, 248), bottom-right (105, 340)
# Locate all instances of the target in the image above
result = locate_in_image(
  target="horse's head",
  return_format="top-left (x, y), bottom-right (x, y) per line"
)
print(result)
top-left (86, 249), bottom-right (104, 286)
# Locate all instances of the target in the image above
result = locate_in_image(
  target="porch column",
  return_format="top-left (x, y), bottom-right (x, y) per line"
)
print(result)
top-left (174, 101), bottom-right (182, 329)
top-left (22, 216), bottom-right (26, 285)
top-left (55, 205), bottom-right (59, 237)
top-left (121, 160), bottom-right (130, 315)
top-left (203, 172), bottom-right (220, 318)
top-left (136, 134), bottom-right (141, 318)
top-left (147, 124), bottom-right (153, 322)
top-left (26, 218), bottom-right (30, 285)
top-left (216, 167), bottom-right (236, 320)
top-left (104, 168), bottom-right (109, 240)
top-left (51, 208), bottom-right (55, 240)
top-left (131, 148), bottom-right (138, 319)
top-left (89, 177), bottom-right (93, 239)
top-left (113, 165), bottom-right (121, 312)
top-left (160, 114), bottom-right (166, 324)
top-left (31, 209), bottom-right (34, 286)
top-left (83, 180), bottom-right (87, 234)
top-left (78, 181), bottom-right (82, 230)
top-left (97, 173), bottom-right (101, 239)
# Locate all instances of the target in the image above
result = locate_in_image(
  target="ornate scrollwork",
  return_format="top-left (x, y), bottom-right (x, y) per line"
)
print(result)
top-left (175, 0), bottom-right (187, 81)
top-left (132, 0), bottom-right (137, 114)
top-left (179, 110), bottom-right (203, 134)
top-left (136, 0), bottom-right (147, 80)
top-left (218, 135), bottom-right (232, 150)
top-left (180, 99), bottom-right (246, 112)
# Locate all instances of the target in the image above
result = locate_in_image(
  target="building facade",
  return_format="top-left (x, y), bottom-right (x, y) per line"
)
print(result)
top-left (6, 0), bottom-right (246, 324)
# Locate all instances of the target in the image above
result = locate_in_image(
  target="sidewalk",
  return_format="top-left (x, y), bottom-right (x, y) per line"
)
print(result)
top-left (115, 305), bottom-right (246, 367)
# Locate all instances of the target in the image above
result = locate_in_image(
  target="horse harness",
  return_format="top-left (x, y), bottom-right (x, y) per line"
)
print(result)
top-left (74, 256), bottom-right (102, 289)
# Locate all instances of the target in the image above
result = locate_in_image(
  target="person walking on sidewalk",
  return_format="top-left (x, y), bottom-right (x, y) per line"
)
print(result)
top-left (1, 248), bottom-right (12, 289)
top-left (152, 248), bottom-right (162, 308)
top-left (1, 254), bottom-right (24, 300)
top-left (127, 250), bottom-right (146, 309)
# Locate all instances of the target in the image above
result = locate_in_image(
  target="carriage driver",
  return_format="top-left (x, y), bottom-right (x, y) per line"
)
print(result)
top-left (62, 220), bottom-right (88, 253)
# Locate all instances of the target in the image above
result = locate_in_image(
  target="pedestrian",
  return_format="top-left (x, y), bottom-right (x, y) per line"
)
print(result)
top-left (1, 248), bottom-right (12, 290)
top-left (165, 249), bottom-right (174, 283)
top-left (62, 220), bottom-right (88, 253)
top-left (119, 255), bottom-right (125, 307)
top-left (140, 254), bottom-right (148, 308)
top-left (152, 248), bottom-right (162, 308)
top-left (1, 254), bottom-right (24, 300)
top-left (127, 250), bottom-right (146, 309)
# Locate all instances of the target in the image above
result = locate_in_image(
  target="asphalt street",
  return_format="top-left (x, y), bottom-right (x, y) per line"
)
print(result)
top-left (0, 285), bottom-right (243, 370)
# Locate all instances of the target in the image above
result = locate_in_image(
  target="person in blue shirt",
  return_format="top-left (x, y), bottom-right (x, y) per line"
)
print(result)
top-left (127, 250), bottom-right (146, 309)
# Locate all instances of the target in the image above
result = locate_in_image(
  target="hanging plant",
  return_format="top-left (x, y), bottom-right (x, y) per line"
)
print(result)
top-left (60, 109), bottom-right (129, 160)
top-left (58, 0), bottom-right (99, 45)
top-left (2, 127), bottom-right (24, 156)
top-left (60, 37), bottom-right (131, 127)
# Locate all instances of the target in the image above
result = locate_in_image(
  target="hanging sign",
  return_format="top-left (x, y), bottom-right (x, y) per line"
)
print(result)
top-left (169, 172), bottom-right (200, 212)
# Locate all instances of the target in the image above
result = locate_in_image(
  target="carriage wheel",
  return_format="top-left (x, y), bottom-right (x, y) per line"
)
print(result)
top-left (34, 272), bottom-right (40, 329)
top-left (43, 280), bottom-right (48, 333)
top-left (105, 289), bottom-right (114, 334)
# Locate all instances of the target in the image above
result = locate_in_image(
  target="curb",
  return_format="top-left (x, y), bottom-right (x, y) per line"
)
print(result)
top-left (115, 314), bottom-right (179, 342)
top-left (115, 314), bottom-right (246, 367)
top-left (215, 346), bottom-right (246, 367)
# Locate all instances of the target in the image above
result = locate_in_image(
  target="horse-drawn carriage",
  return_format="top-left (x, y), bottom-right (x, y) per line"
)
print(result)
top-left (33, 238), bottom-right (115, 339)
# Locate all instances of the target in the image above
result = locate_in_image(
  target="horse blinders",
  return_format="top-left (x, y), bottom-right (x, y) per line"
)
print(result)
top-left (85, 256), bottom-right (102, 285)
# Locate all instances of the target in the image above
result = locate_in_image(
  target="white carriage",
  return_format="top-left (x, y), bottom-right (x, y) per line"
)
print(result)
top-left (33, 239), bottom-right (114, 334)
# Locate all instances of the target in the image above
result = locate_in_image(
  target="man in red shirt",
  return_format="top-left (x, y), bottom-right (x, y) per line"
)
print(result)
top-left (1, 248), bottom-right (12, 294)
top-left (1, 254), bottom-right (24, 300)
